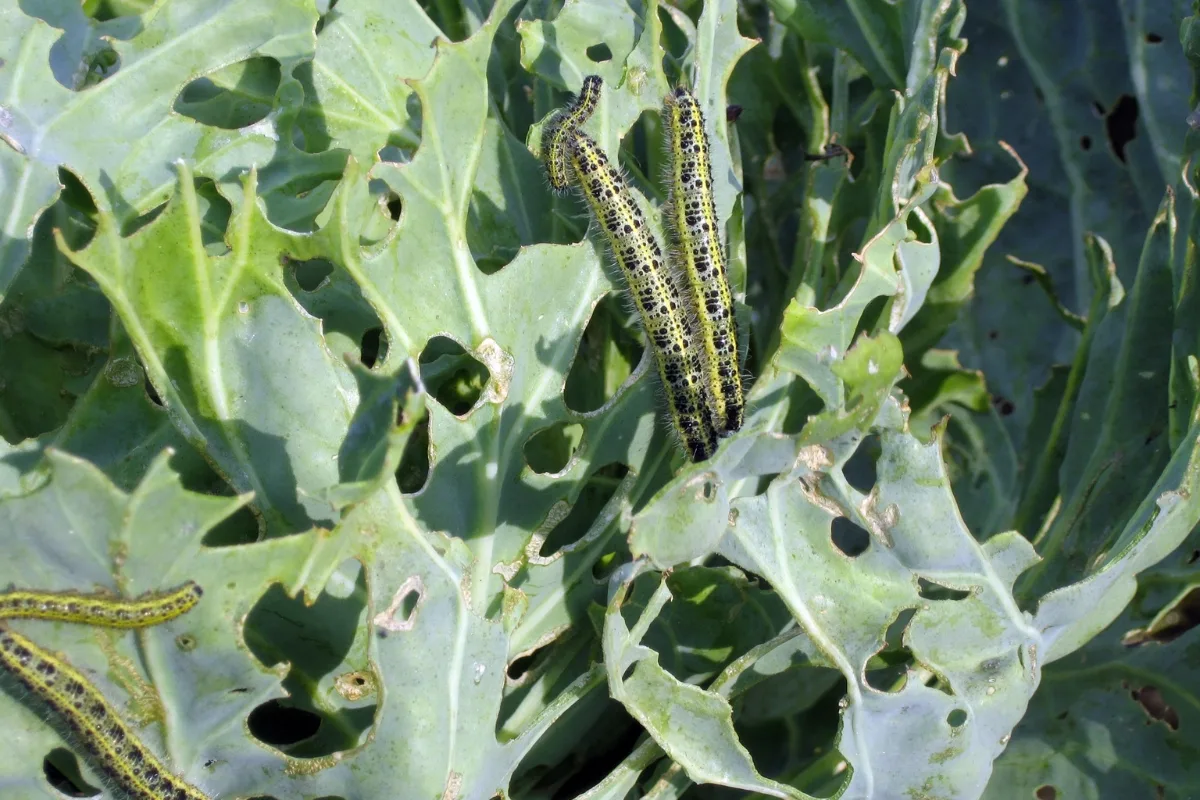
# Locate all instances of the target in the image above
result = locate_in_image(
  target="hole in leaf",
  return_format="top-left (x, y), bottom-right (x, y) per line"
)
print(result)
top-left (62, 41), bottom-right (120, 90)
top-left (56, 167), bottom-right (99, 239)
top-left (1080, 135), bottom-right (1092, 150)
top-left (360, 327), bottom-right (384, 369)
top-left (853, 295), bottom-right (889, 341)
top-left (1146, 32), bottom-right (1163, 44)
top-left (1035, 786), bottom-right (1058, 800)
top-left (564, 293), bottom-right (645, 413)
top-left (842, 434), bottom-right (880, 492)
top-left (510, 699), bottom-right (642, 796)
top-left (864, 608), bottom-right (915, 692)
top-left (363, 177), bottom-right (404, 247)
top-left (586, 43), bottom-right (613, 62)
top-left (538, 463), bottom-right (629, 558)
top-left (244, 563), bottom-right (376, 755)
top-left (293, 258), bottom-right (334, 291)
top-left (192, 178), bottom-right (232, 252)
top-left (385, 192), bottom-right (403, 221)
top-left (1130, 685), bottom-right (1180, 730)
top-left (830, 517), bottom-right (870, 557)
top-left (524, 422), bottom-right (584, 475)
top-left (1104, 94), bottom-right (1138, 163)
top-left (282, 256), bottom-right (384, 365)
top-left (174, 57), bottom-right (281, 129)
top-left (201, 502), bottom-right (260, 547)
top-left (947, 708), bottom-right (968, 728)
top-left (917, 578), bottom-right (972, 601)
top-left (909, 210), bottom-right (934, 244)
top-left (991, 395), bottom-right (1016, 416)
top-left (395, 413), bottom-right (431, 494)
top-left (376, 577), bottom-right (424, 636)
top-left (399, 588), bottom-right (420, 620)
top-left (505, 635), bottom-right (563, 687)
top-left (42, 748), bottom-right (99, 797)
top-left (592, 549), bottom-right (624, 582)
top-left (506, 650), bottom-right (538, 683)
top-left (377, 144), bottom-right (412, 164)
top-left (419, 336), bottom-right (489, 415)
top-left (247, 701), bottom-right (321, 746)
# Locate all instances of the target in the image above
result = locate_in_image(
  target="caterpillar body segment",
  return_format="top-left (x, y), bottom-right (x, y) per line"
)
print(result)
top-left (663, 86), bottom-right (744, 435)
top-left (543, 74), bottom-right (603, 194)
top-left (566, 131), bottom-right (718, 461)
top-left (0, 582), bottom-right (203, 629)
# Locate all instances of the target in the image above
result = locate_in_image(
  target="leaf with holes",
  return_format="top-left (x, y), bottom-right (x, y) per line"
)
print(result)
top-left (0, 0), bottom-right (320, 302)
top-left (2, 0), bottom-right (1200, 798)
top-left (0, 450), bottom-right (314, 798)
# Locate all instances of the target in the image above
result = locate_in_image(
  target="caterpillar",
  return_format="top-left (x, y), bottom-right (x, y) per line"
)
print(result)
top-left (663, 86), bottom-right (744, 435)
top-left (543, 74), bottom-right (603, 194)
top-left (0, 582), bottom-right (203, 629)
top-left (0, 583), bottom-right (210, 800)
top-left (566, 129), bottom-right (717, 461)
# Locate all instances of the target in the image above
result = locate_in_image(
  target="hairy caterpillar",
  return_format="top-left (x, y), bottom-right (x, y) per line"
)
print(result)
top-left (567, 129), bottom-right (717, 461)
top-left (0, 583), bottom-right (209, 800)
top-left (0, 582), bottom-right (202, 629)
top-left (663, 86), bottom-right (744, 435)
top-left (543, 74), bottom-right (602, 194)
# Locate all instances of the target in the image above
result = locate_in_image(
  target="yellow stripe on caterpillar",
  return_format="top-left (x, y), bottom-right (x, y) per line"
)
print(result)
top-left (0, 582), bottom-right (203, 628)
top-left (566, 129), bottom-right (717, 461)
top-left (663, 86), bottom-right (744, 435)
top-left (543, 75), bottom-right (602, 194)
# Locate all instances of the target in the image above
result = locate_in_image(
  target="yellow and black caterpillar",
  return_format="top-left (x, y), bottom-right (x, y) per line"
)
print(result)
top-left (543, 74), bottom-right (602, 194)
top-left (663, 86), bottom-right (743, 436)
top-left (0, 582), bottom-right (210, 800)
top-left (567, 128), bottom-right (718, 461)
top-left (545, 76), bottom-right (744, 460)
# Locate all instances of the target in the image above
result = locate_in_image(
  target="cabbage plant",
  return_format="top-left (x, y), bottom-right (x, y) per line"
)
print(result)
top-left (1, 1), bottom-right (1198, 799)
